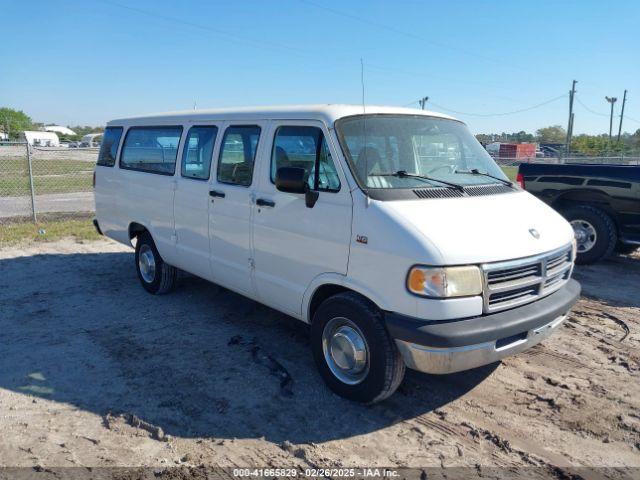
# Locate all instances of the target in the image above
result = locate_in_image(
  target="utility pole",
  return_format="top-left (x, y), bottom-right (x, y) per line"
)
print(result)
top-left (418, 96), bottom-right (429, 110)
top-left (605, 96), bottom-right (617, 141)
top-left (617, 90), bottom-right (627, 142)
top-left (565, 80), bottom-right (577, 155)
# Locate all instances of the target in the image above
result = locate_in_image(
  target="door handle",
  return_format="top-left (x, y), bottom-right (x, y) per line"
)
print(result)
top-left (256, 198), bottom-right (275, 207)
top-left (209, 190), bottom-right (225, 198)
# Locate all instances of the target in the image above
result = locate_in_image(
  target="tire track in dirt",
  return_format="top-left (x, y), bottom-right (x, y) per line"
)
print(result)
top-left (1, 240), bottom-right (639, 470)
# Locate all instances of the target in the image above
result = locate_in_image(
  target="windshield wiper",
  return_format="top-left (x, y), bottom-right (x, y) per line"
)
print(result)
top-left (454, 168), bottom-right (514, 187)
top-left (370, 170), bottom-right (465, 192)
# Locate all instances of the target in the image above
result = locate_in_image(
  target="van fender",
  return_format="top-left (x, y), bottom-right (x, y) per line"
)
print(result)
top-left (127, 220), bottom-right (152, 246)
top-left (301, 272), bottom-right (390, 324)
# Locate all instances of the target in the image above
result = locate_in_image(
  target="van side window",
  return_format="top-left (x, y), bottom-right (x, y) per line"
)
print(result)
top-left (217, 126), bottom-right (260, 186)
top-left (120, 126), bottom-right (183, 175)
top-left (181, 126), bottom-right (218, 180)
top-left (271, 126), bottom-right (340, 191)
top-left (97, 127), bottom-right (123, 167)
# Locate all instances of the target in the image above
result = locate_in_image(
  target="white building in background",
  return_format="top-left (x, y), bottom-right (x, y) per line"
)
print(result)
top-left (0, 132), bottom-right (7, 141)
top-left (22, 131), bottom-right (60, 147)
top-left (44, 125), bottom-right (76, 136)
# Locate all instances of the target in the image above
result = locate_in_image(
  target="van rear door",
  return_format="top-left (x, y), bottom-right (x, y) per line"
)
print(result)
top-left (119, 125), bottom-right (182, 264)
top-left (207, 122), bottom-right (265, 296)
top-left (173, 124), bottom-right (220, 280)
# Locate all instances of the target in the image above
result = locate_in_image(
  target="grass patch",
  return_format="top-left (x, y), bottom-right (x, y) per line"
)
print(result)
top-left (501, 166), bottom-right (518, 181)
top-left (0, 214), bottom-right (102, 247)
top-left (0, 175), bottom-right (92, 196)
top-left (2, 157), bottom-right (93, 175)
top-left (0, 158), bottom-right (93, 196)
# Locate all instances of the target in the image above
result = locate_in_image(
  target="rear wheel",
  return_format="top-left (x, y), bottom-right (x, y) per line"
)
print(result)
top-left (562, 205), bottom-right (617, 265)
top-left (135, 231), bottom-right (177, 294)
top-left (311, 292), bottom-right (405, 404)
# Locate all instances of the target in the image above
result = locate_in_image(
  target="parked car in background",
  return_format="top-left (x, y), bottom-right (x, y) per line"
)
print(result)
top-left (80, 133), bottom-right (103, 147)
top-left (518, 162), bottom-right (640, 264)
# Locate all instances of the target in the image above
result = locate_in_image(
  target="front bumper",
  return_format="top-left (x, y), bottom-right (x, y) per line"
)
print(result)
top-left (386, 279), bottom-right (580, 374)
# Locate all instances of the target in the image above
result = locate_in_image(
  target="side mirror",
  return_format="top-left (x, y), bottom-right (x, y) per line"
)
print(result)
top-left (275, 167), bottom-right (307, 194)
top-left (275, 166), bottom-right (319, 208)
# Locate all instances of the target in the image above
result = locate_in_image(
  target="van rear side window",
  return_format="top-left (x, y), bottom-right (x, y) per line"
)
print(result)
top-left (120, 126), bottom-right (183, 175)
top-left (97, 127), bottom-right (123, 167)
top-left (217, 126), bottom-right (261, 186)
top-left (181, 126), bottom-right (218, 180)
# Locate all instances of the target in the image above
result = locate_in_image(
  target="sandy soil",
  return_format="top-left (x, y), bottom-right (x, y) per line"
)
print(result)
top-left (0, 238), bottom-right (638, 474)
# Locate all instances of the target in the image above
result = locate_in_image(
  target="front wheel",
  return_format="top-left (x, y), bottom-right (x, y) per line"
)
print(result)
top-left (311, 292), bottom-right (405, 403)
top-left (135, 231), bottom-right (177, 294)
top-left (562, 205), bottom-right (617, 265)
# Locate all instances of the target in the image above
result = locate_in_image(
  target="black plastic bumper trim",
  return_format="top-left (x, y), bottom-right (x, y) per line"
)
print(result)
top-left (385, 279), bottom-right (580, 348)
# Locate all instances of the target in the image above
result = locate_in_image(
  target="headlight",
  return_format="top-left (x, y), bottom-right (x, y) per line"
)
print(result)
top-left (571, 237), bottom-right (577, 262)
top-left (407, 265), bottom-right (483, 298)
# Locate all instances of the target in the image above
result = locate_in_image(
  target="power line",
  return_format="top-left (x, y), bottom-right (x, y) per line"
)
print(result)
top-left (364, 62), bottom-right (518, 101)
top-left (576, 97), bottom-right (640, 126)
top-left (295, 0), bottom-right (548, 75)
top-left (402, 98), bottom-right (423, 107)
top-left (575, 98), bottom-right (609, 117)
top-left (99, 0), bottom-right (317, 58)
top-left (423, 94), bottom-right (567, 118)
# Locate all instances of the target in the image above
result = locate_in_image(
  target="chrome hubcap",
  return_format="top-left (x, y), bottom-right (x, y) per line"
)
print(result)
top-left (570, 219), bottom-right (597, 253)
top-left (138, 244), bottom-right (156, 283)
top-left (322, 317), bottom-right (369, 385)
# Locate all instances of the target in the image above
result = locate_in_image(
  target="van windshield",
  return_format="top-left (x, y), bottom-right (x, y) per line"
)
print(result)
top-left (335, 114), bottom-right (508, 190)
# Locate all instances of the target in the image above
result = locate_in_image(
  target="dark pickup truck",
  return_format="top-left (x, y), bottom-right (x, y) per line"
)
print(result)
top-left (517, 163), bottom-right (640, 264)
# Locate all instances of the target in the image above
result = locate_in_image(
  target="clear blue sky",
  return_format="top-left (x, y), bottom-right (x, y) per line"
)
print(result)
top-left (1, 0), bottom-right (638, 134)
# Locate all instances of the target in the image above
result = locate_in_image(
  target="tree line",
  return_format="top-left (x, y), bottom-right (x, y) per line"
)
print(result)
top-left (476, 125), bottom-right (640, 156)
top-left (2, 106), bottom-right (639, 156)
top-left (0, 107), bottom-right (103, 141)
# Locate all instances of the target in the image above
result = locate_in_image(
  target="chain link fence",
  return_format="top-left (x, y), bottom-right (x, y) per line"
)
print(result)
top-left (493, 156), bottom-right (640, 167)
top-left (0, 141), bottom-right (97, 224)
top-left (2, 140), bottom-right (640, 224)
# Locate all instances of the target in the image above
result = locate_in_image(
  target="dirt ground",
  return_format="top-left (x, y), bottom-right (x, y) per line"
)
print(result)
top-left (0, 238), bottom-right (638, 474)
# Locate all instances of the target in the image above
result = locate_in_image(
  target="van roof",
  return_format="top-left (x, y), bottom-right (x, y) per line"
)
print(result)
top-left (107, 104), bottom-right (459, 127)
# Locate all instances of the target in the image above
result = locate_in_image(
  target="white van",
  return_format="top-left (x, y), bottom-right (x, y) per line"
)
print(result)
top-left (94, 105), bottom-right (580, 403)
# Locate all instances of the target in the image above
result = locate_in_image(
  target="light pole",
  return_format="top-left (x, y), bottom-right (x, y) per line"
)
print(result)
top-left (605, 96), bottom-right (617, 141)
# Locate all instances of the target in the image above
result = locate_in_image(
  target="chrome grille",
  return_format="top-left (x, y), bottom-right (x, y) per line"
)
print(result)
top-left (482, 245), bottom-right (573, 313)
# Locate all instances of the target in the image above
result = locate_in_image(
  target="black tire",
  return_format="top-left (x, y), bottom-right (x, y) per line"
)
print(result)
top-left (134, 231), bottom-right (177, 294)
top-left (311, 292), bottom-right (405, 404)
top-left (615, 242), bottom-right (639, 255)
top-left (562, 205), bottom-right (617, 265)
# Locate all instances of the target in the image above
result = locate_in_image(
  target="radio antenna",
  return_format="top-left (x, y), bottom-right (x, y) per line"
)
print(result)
top-left (360, 58), bottom-right (370, 206)
top-left (360, 58), bottom-right (366, 113)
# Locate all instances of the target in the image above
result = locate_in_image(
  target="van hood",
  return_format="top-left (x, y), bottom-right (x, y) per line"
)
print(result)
top-left (383, 190), bottom-right (574, 265)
